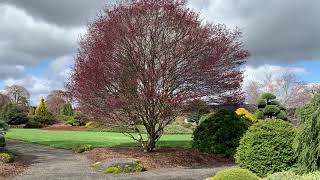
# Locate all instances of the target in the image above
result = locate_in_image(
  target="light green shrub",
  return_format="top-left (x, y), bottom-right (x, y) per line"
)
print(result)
top-left (236, 119), bottom-right (296, 177)
top-left (0, 152), bottom-right (14, 163)
top-left (212, 168), bottom-right (260, 180)
top-left (74, 144), bottom-right (93, 153)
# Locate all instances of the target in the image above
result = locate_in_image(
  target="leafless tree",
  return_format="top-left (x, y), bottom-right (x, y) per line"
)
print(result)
top-left (46, 90), bottom-right (67, 114)
top-left (0, 93), bottom-right (11, 108)
top-left (5, 85), bottom-right (30, 108)
top-left (244, 71), bottom-right (307, 108)
top-left (68, 0), bottom-right (249, 151)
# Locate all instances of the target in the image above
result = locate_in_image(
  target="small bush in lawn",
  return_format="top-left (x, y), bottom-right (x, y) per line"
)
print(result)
top-left (192, 109), bottom-right (251, 158)
top-left (212, 168), bottom-right (260, 180)
top-left (0, 152), bottom-right (15, 163)
top-left (0, 103), bottom-right (28, 125)
top-left (74, 144), bottom-right (93, 153)
top-left (236, 119), bottom-right (296, 177)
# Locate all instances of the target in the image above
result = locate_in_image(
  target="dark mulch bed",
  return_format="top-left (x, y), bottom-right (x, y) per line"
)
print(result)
top-left (86, 147), bottom-right (234, 170)
top-left (0, 159), bottom-right (26, 178)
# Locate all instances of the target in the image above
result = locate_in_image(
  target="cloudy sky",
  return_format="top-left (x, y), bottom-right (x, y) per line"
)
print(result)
top-left (0, 0), bottom-right (319, 104)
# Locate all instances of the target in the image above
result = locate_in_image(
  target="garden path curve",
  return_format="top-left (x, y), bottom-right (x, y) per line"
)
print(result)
top-left (6, 140), bottom-right (229, 180)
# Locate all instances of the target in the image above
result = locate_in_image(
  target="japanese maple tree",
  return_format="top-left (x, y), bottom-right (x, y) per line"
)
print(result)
top-left (68, 0), bottom-right (249, 152)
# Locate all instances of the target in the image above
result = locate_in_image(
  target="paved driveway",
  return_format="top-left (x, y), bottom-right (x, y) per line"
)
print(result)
top-left (6, 140), bottom-right (229, 180)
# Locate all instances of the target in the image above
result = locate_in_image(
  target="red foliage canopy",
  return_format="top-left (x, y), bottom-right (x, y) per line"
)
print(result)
top-left (68, 0), bottom-right (249, 151)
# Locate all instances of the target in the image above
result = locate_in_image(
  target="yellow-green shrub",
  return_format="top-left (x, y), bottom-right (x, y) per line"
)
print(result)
top-left (236, 108), bottom-right (257, 123)
top-left (85, 122), bottom-right (96, 129)
top-left (212, 168), bottom-right (260, 180)
top-left (73, 144), bottom-right (93, 153)
top-left (0, 152), bottom-right (14, 163)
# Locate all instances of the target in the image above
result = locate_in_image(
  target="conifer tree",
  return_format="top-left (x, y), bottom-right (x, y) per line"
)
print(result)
top-left (35, 97), bottom-right (49, 116)
top-left (294, 94), bottom-right (320, 173)
top-left (61, 102), bottom-right (73, 116)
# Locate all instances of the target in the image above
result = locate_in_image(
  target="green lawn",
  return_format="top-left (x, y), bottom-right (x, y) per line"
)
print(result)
top-left (6, 129), bottom-right (192, 150)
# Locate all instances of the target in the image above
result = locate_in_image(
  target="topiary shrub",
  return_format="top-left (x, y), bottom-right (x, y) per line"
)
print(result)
top-left (0, 103), bottom-right (28, 125)
top-left (192, 109), bottom-right (251, 158)
top-left (212, 168), bottom-right (260, 180)
top-left (0, 152), bottom-right (15, 163)
top-left (294, 94), bottom-right (320, 173)
top-left (236, 119), bottom-right (296, 177)
top-left (236, 108), bottom-right (257, 123)
top-left (255, 93), bottom-right (287, 121)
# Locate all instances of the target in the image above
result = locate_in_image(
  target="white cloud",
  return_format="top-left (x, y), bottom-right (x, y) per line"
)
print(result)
top-left (0, 4), bottom-right (84, 66)
top-left (2, 55), bottom-right (75, 105)
top-left (243, 65), bottom-right (306, 83)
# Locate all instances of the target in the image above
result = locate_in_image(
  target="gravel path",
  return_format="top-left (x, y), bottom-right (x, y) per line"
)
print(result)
top-left (6, 140), bottom-right (230, 180)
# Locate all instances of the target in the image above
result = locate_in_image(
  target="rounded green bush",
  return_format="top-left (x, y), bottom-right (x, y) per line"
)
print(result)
top-left (236, 119), bottom-right (296, 177)
top-left (257, 99), bottom-right (267, 108)
top-left (255, 111), bottom-right (265, 120)
top-left (263, 105), bottom-right (280, 115)
top-left (24, 120), bottom-right (43, 128)
top-left (276, 110), bottom-right (287, 120)
top-left (74, 144), bottom-right (93, 153)
top-left (199, 112), bottom-right (215, 125)
top-left (261, 93), bottom-right (276, 100)
top-left (212, 168), bottom-right (260, 180)
top-left (32, 113), bottom-right (55, 126)
top-left (0, 152), bottom-right (15, 163)
top-left (0, 103), bottom-right (28, 125)
top-left (192, 109), bottom-right (251, 158)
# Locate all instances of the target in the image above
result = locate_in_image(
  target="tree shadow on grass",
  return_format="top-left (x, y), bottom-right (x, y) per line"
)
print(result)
top-left (115, 140), bottom-right (192, 150)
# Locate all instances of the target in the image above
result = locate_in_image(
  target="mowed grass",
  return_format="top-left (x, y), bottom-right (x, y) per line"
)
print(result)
top-left (6, 128), bottom-right (192, 150)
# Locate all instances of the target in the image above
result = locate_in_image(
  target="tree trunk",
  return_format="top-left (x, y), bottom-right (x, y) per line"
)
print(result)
top-left (143, 134), bottom-right (157, 152)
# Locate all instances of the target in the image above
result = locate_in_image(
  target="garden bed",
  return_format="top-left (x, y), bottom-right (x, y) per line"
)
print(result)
top-left (86, 147), bottom-right (234, 170)
top-left (0, 158), bottom-right (26, 178)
